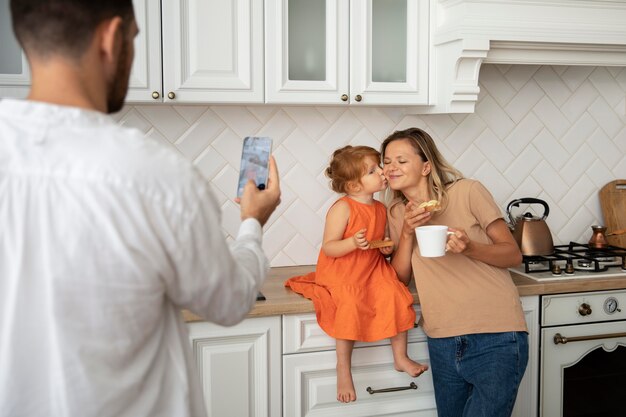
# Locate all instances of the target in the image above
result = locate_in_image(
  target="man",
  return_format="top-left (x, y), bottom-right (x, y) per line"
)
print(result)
top-left (0, 1), bottom-right (281, 416)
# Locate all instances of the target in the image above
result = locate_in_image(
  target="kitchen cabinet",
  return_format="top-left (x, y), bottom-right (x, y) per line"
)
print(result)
top-left (0, 0), bottom-right (264, 104)
top-left (0, 0), bottom-right (29, 99)
top-left (130, 0), bottom-right (264, 103)
top-left (265, 0), bottom-right (429, 105)
top-left (512, 295), bottom-right (539, 417)
top-left (187, 316), bottom-right (282, 417)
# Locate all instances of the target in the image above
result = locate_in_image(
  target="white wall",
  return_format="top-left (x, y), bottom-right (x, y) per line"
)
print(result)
top-left (113, 64), bottom-right (626, 266)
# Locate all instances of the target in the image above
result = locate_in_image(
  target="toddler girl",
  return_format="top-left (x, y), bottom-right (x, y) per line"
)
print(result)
top-left (285, 145), bottom-right (427, 403)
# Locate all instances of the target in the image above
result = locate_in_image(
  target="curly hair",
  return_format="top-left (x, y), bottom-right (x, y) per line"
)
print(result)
top-left (325, 145), bottom-right (381, 194)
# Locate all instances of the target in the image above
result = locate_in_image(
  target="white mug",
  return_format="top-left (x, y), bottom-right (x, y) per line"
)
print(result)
top-left (415, 225), bottom-right (454, 257)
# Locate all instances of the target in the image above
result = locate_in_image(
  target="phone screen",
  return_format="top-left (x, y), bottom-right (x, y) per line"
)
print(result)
top-left (237, 136), bottom-right (272, 197)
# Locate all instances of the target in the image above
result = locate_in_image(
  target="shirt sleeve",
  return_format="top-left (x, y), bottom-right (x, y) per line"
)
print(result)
top-left (468, 181), bottom-right (504, 231)
top-left (163, 183), bottom-right (269, 327)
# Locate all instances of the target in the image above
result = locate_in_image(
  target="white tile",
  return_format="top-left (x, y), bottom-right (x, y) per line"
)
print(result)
top-left (559, 113), bottom-right (598, 154)
top-left (145, 127), bottom-right (171, 148)
top-left (444, 116), bottom-right (487, 156)
top-left (119, 108), bottom-right (152, 133)
top-left (586, 160), bottom-right (616, 189)
top-left (529, 161), bottom-right (568, 201)
top-left (212, 128), bottom-right (247, 169)
top-left (474, 128), bottom-right (514, 172)
top-left (283, 129), bottom-right (329, 175)
top-left (587, 128), bottom-right (622, 169)
top-left (614, 126), bottom-right (626, 153)
top-left (246, 105), bottom-right (279, 124)
top-left (194, 146), bottom-right (227, 180)
top-left (174, 105), bottom-right (208, 124)
top-left (478, 64), bottom-right (516, 107)
top-left (380, 107), bottom-right (407, 124)
top-left (272, 146), bottom-right (297, 174)
top-left (474, 162), bottom-right (515, 204)
top-left (504, 80), bottom-right (544, 123)
top-left (560, 144), bottom-right (597, 187)
top-left (503, 112), bottom-right (543, 155)
top-left (135, 105), bottom-right (190, 142)
top-left (211, 164), bottom-right (239, 201)
top-left (348, 128), bottom-right (380, 151)
top-left (317, 111), bottom-right (363, 154)
top-left (422, 114), bottom-right (457, 140)
top-left (256, 109), bottom-right (296, 146)
top-left (262, 218), bottom-right (297, 260)
top-left (475, 95), bottom-right (516, 139)
top-left (283, 200), bottom-right (325, 246)
top-left (589, 67), bottom-right (624, 107)
top-left (269, 251), bottom-right (297, 267)
top-left (561, 66), bottom-right (595, 91)
top-left (506, 177), bottom-right (542, 211)
top-left (283, 234), bottom-right (319, 265)
top-left (533, 66), bottom-right (571, 107)
top-left (350, 107), bottom-right (396, 139)
top-left (455, 144), bottom-right (486, 178)
top-left (613, 155), bottom-right (626, 178)
top-left (283, 165), bottom-right (331, 211)
top-left (175, 110), bottom-right (226, 159)
top-left (532, 97), bottom-right (569, 139)
top-left (211, 106), bottom-right (262, 137)
top-left (283, 107), bottom-right (330, 139)
top-left (556, 206), bottom-right (595, 245)
top-left (559, 81), bottom-right (598, 123)
top-left (503, 145), bottom-right (542, 188)
top-left (588, 96), bottom-right (623, 138)
top-left (219, 199), bottom-right (243, 238)
top-left (315, 106), bottom-right (346, 124)
top-left (501, 65), bottom-right (540, 91)
top-left (532, 128), bottom-right (569, 171)
top-left (616, 67), bottom-right (626, 90)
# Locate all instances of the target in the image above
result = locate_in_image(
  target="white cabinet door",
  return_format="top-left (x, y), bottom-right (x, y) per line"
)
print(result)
top-left (284, 342), bottom-right (437, 417)
top-left (350, 0), bottom-right (429, 105)
top-left (161, 0), bottom-right (264, 103)
top-left (0, 0), bottom-right (30, 99)
top-left (188, 316), bottom-right (281, 417)
top-left (266, 0), bottom-right (429, 105)
top-left (126, 0), bottom-right (163, 102)
top-left (511, 295), bottom-right (539, 417)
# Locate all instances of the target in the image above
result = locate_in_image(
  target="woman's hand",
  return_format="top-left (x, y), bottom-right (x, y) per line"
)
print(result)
top-left (402, 202), bottom-right (432, 238)
top-left (379, 238), bottom-right (394, 256)
top-left (446, 228), bottom-right (471, 254)
top-left (353, 228), bottom-right (370, 250)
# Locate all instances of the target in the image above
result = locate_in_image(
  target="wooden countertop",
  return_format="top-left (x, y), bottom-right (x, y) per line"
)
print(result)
top-left (182, 265), bottom-right (626, 322)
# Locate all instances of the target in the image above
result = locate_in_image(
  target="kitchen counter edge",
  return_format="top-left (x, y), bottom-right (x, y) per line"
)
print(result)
top-left (182, 265), bottom-right (626, 322)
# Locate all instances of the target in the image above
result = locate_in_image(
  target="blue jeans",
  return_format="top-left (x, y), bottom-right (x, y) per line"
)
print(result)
top-left (427, 332), bottom-right (528, 417)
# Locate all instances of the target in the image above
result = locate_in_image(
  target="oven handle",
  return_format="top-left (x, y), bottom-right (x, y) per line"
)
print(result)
top-left (553, 332), bottom-right (626, 345)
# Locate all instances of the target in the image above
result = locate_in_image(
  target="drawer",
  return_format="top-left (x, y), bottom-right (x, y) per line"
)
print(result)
top-left (283, 306), bottom-right (426, 354)
top-left (283, 342), bottom-right (436, 417)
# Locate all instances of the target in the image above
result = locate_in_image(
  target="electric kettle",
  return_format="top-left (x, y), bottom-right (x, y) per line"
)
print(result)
top-left (506, 198), bottom-right (554, 256)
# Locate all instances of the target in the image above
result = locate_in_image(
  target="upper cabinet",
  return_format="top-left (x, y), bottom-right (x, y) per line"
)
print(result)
top-left (0, 0), bottom-right (30, 99)
top-left (265, 0), bottom-right (429, 105)
top-left (129, 0), bottom-right (264, 103)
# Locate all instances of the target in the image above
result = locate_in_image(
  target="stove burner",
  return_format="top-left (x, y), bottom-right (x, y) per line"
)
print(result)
top-left (521, 242), bottom-right (626, 275)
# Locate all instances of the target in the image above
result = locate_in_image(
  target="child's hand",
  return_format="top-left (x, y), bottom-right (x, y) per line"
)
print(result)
top-left (353, 228), bottom-right (370, 250)
top-left (379, 238), bottom-right (394, 256)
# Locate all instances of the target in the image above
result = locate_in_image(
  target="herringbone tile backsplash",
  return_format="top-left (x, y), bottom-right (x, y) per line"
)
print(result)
top-left (114, 65), bottom-right (626, 266)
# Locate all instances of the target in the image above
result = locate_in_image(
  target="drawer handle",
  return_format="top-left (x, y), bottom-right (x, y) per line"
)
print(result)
top-left (366, 382), bottom-right (417, 395)
top-left (553, 332), bottom-right (626, 345)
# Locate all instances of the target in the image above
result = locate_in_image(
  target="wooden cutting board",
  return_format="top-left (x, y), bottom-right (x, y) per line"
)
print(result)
top-left (599, 179), bottom-right (626, 248)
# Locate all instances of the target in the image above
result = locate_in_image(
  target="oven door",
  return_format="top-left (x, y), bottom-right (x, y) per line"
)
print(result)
top-left (541, 320), bottom-right (626, 417)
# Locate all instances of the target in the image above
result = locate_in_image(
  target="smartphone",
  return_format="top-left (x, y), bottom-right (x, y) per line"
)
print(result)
top-left (236, 136), bottom-right (272, 197)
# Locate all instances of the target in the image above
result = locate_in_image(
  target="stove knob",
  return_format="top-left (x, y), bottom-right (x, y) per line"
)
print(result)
top-left (578, 303), bottom-right (592, 316)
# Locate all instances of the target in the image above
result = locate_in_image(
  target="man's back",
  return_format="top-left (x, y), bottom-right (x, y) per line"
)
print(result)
top-left (0, 99), bottom-right (265, 416)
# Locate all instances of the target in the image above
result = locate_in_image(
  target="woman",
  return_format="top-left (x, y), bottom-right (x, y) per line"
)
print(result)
top-left (381, 127), bottom-right (528, 417)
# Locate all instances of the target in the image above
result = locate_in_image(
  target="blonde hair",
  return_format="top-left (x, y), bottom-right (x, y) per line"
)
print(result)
top-left (380, 127), bottom-right (463, 209)
top-left (325, 145), bottom-right (381, 194)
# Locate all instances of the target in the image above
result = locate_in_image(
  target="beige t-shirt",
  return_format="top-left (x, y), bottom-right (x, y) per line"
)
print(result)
top-left (388, 179), bottom-right (527, 338)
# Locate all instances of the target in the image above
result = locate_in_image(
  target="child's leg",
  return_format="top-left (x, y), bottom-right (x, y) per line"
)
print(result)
top-left (336, 339), bottom-right (357, 403)
top-left (391, 331), bottom-right (429, 377)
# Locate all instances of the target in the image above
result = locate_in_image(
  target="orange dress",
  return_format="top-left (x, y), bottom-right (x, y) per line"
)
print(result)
top-left (285, 196), bottom-right (415, 342)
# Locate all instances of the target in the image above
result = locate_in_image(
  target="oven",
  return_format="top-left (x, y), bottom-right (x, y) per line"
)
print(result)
top-left (510, 243), bottom-right (626, 416)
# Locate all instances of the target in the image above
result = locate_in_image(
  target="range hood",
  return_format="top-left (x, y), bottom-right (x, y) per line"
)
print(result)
top-left (424, 0), bottom-right (626, 113)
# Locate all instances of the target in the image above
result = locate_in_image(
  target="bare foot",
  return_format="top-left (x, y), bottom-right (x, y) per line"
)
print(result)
top-left (336, 363), bottom-right (356, 403)
top-left (394, 356), bottom-right (429, 377)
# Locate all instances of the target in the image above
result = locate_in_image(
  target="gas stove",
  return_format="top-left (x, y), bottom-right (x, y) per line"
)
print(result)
top-left (509, 242), bottom-right (626, 281)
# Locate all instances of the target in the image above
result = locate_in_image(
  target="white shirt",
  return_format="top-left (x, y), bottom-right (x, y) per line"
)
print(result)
top-left (0, 99), bottom-right (269, 417)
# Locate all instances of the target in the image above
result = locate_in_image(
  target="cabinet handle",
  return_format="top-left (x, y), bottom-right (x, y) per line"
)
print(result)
top-left (167, 92), bottom-right (176, 100)
top-left (355, 94), bottom-right (362, 102)
top-left (341, 94), bottom-right (348, 102)
top-left (553, 332), bottom-right (626, 345)
top-left (366, 382), bottom-right (417, 395)
top-left (151, 91), bottom-right (160, 99)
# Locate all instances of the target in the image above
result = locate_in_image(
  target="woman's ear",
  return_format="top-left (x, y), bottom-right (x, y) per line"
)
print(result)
top-left (422, 161), bottom-right (432, 176)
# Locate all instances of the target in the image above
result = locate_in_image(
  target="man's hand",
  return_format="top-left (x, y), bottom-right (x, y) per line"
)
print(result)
top-left (236, 156), bottom-right (281, 226)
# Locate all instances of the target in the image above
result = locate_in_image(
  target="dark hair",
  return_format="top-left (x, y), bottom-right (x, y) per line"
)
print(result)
top-left (381, 127), bottom-right (463, 208)
top-left (325, 145), bottom-right (381, 194)
top-left (10, 0), bottom-right (135, 59)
